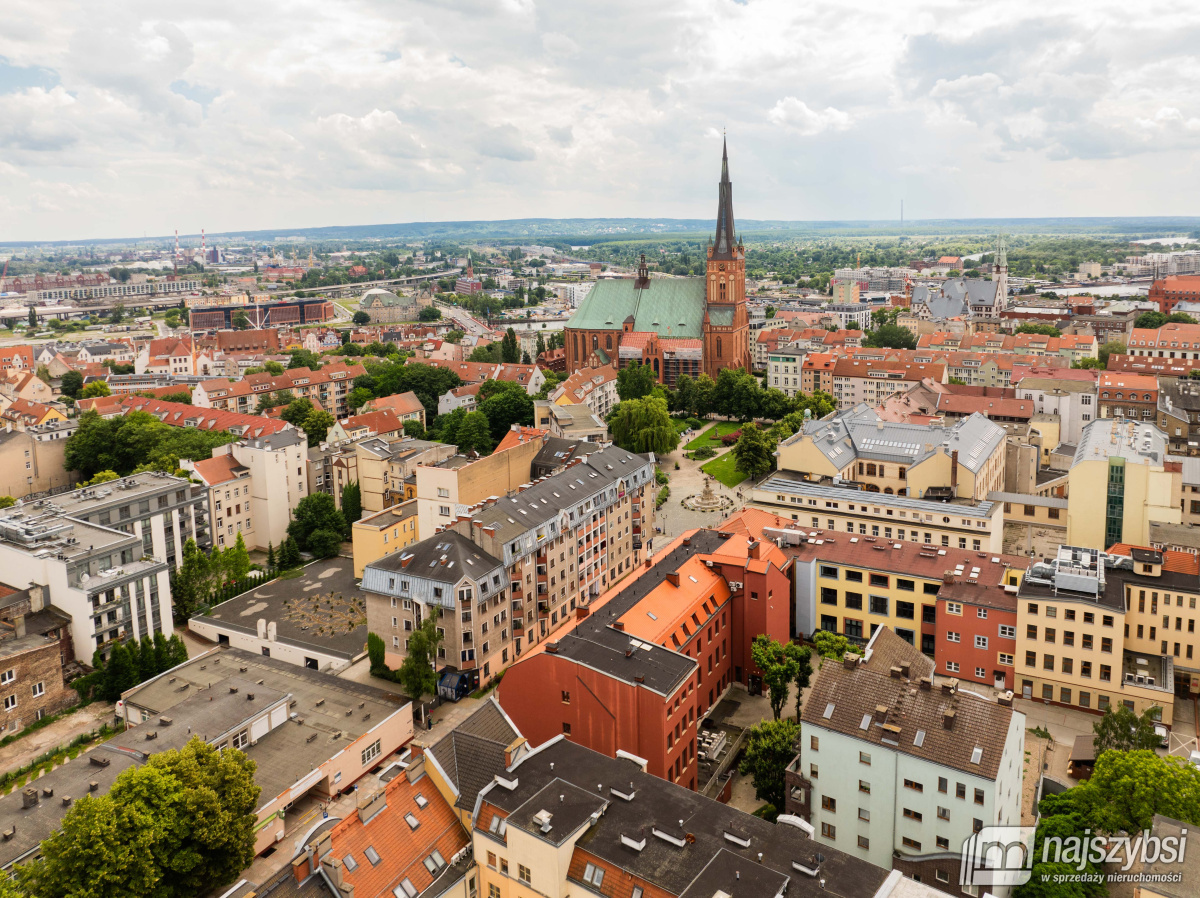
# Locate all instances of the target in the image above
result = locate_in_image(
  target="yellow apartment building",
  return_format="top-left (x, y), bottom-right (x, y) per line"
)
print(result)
top-left (1066, 419), bottom-right (1180, 551)
top-left (1014, 544), bottom-right (1196, 728)
top-left (351, 500), bottom-right (419, 578)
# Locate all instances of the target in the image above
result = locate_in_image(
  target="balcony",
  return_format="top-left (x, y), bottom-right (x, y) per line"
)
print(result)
top-left (513, 619), bottom-right (524, 633)
top-left (537, 601), bottom-right (550, 615)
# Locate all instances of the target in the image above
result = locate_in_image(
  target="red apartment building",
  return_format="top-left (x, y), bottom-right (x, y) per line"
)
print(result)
top-left (1150, 275), bottom-right (1200, 314)
top-left (934, 570), bottom-right (1020, 691)
top-left (497, 512), bottom-right (792, 791)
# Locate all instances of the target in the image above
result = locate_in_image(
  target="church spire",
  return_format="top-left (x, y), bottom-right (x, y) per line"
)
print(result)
top-left (712, 137), bottom-right (737, 259)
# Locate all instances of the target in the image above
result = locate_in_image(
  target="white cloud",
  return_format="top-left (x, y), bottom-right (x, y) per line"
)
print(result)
top-left (767, 97), bottom-right (852, 135)
top-left (3, 0), bottom-right (1200, 239)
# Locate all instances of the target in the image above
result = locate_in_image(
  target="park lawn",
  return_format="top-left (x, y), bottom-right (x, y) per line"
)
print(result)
top-left (685, 421), bottom-right (741, 451)
top-left (672, 418), bottom-right (692, 435)
top-left (701, 450), bottom-right (747, 488)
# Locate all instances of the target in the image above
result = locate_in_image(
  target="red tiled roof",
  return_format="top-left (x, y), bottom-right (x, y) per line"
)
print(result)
top-left (191, 454), bottom-right (247, 486)
top-left (1108, 544), bottom-right (1200, 576)
top-left (494, 427), bottom-right (546, 453)
top-left (365, 391), bottom-right (424, 417)
top-left (342, 410), bottom-right (405, 435)
top-left (121, 396), bottom-right (291, 437)
top-left (0, 346), bottom-right (34, 369)
top-left (326, 770), bottom-right (468, 898)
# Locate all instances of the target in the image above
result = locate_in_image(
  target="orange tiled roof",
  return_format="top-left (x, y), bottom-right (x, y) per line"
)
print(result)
top-left (1108, 544), bottom-right (1200, 576)
top-left (122, 396), bottom-right (291, 437)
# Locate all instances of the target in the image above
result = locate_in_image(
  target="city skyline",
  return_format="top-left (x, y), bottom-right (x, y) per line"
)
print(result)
top-left (4, 0), bottom-right (1200, 241)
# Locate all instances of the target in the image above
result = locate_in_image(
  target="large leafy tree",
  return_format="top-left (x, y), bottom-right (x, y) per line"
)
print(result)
top-left (280, 398), bottom-right (315, 429)
top-left (616, 361), bottom-right (656, 401)
top-left (287, 493), bottom-right (346, 553)
top-left (1015, 791), bottom-right (1105, 898)
top-left (65, 410), bottom-right (237, 481)
top-left (81, 381), bottom-right (112, 399)
top-left (712, 368), bottom-right (761, 421)
top-left (224, 532), bottom-right (251, 580)
top-left (352, 310), bottom-right (371, 326)
top-left (750, 635), bottom-right (806, 720)
top-left (170, 538), bottom-right (211, 621)
top-left (609, 396), bottom-right (679, 455)
top-left (1074, 749), bottom-right (1200, 834)
top-left (397, 617), bottom-right (444, 702)
top-left (1092, 703), bottom-right (1163, 757)
top-left (477, 380), bottom-right (534, 441)
top-left (501, 327), bottom-right (520, 363)
top-left (456, 410), bottom-right (495, 455)
top-left (862, 322), bottom-right (917, 350)
top-left (738, 718), bottom-right (799, 812)
top-left (812, 631), bottom-right (863, 659)
top-left (732, 423), bottom-right (775, 482)
top-left (60, 370), bottom-right (84, 399)
top-left (366, 360), bottom-right (462, 421)
top-left (302, 408), bottom-right (335, 446)
top-left (21, 738), bottom-right (260, 898)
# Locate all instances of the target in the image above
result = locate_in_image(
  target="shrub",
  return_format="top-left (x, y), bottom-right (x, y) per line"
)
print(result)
top-left (655, 468), bottom-right (669, 486)
top-left (691, 446), bottom-right (716, 460)
top-left (656, 486), bottom-right (670, 509)
top-left (720, 429), bottom-right (743, 446)
top-left (686, 417), bottom-right (705, 430)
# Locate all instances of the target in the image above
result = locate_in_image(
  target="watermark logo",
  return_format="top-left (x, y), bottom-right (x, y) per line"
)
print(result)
top-left (960, 826), bottom-right (1036, 888)
top-left (959, 825), bottom-right (1190, 888)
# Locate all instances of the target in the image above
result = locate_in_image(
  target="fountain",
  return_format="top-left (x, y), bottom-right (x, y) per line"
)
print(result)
top-left (682, 476), bottom-right (735, 513)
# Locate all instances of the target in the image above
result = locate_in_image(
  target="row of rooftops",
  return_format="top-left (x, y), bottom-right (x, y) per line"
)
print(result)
top-left (783, 404), bottom-right (1007, 475)
top-left (363, 447), bottom-right (654, 594)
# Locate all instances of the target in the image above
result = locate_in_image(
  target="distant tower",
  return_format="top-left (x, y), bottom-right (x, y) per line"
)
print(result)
top-left (995, 233), bottom-right (1008, 312)
top-left (174, 229), bottom-right (179, 277)
top-left (201, 228), bottom-right (206, 262)
top-left (703, 137), bottom-right (752, 377)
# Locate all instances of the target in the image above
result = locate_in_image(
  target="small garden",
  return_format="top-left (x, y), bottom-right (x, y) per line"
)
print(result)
top-left (701, 451), bottom-right (748, 488)
top-left (684, 421), bottom-right (742, 452)
top-left (0, 722), bottom-right (124, 795)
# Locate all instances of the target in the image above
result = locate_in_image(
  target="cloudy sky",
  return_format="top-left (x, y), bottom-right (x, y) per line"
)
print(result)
top-left (3, 0), bottom-right (1200, 241)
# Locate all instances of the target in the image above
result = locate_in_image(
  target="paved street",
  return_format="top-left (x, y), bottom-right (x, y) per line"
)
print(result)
top-left (652, 429), bottom-right (757, 549)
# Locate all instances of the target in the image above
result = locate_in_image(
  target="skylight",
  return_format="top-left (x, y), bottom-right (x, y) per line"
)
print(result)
top-left (823, 703), bottom-right (835, 719)
top-left (970, 746), bottom-right (983, 765)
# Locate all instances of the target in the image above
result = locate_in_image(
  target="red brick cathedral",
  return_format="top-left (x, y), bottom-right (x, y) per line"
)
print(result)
top-left (563, 140), bottom-right (753, 385)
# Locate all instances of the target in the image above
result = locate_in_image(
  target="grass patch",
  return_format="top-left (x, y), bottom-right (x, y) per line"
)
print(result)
top-left (684, 421), bottom-right (741, 451)
top-left (701, 451), bottom-right (747, 488)
top-left (671, 418), bottom-right (691, 435)
top-left (277, 568), bottom-right (305, 580)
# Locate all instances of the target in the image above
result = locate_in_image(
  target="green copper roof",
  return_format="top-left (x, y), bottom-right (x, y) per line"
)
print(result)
top-left (708, 306), bottom-right (734, 327)
top-left (566, 278), bottom-right (706, 339)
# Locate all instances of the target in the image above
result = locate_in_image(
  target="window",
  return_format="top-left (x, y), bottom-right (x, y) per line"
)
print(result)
top-left (999, 625), bottom-right (1015, 639)
top-left (845, 570), bottom-right (863, 583)
top-left (859, 751), bottom-right (871, 766)
top-left (945, 661), bottom-right (959, 672)
top-left (947, 631), bottom-right (961, 643)
top-left (821, 822), bottom-right (837, 840)
top-left (404, 812), bottom-right (419, 830)
top-left (361, 739), bottom-right (381, 766)
top-left (810, 764), bottom-right (818, 778)
top-left (343, 854), bottom-right (358, 872)
top-left (938, 776), bottom-right (948, 793)
top-left (31, 682), bottom-right (43, 698)
top-left (0, 671), bottom-right (12, 686)
top-left (820, 565), bottom-right (839, 579)
top-left (938, 806), bottom-right (950, 820)
top-left (810, 735), bottom-right (820, 750)
top-left (869, 596), bottom-right (888, 615)
top-left (975, 635), bottom-right (988, 649)
top-left (859, 780), bottom-right (871, 794)
top-left (956, 782), bottom-right (967, 800)
top-left (858, 835), bottom-right (870, 849)
top-left (519, 865), bottom-right (532, 884)
top-left (582, 863), bottom-right (605, 887)
top-left (845, 592), bottom-right (863, 610)
top-left (974, 788), bottom-right (985, 805)
top-left (822, 795), bottom-right (837, 811)
top-left (821, 587), bottom-right (838, 606)
top-left (902, 837), bottom-right (922, 850)
top-left (869, 574), bottom-right (889, 588)
top-left (1000, 653), bottom-right (1013, 665)
top-left (904, 779), bottom-right (923, 793)
top-left (903, 808), bottom-right (923, 822)
top-left (401, 881), bottom-right (422, 898)
top-left (937, 836), bottom-right (950, 850)
top-left (947, 602), bottom-right (962, 615)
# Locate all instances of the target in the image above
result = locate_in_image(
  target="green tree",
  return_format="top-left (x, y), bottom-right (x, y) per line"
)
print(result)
top-left (501, 327), bottom-right (520, 364)
top-left (231, 310), bottom-right (251, 330)
top-left (608, 396), bottom-right (680, 455)
top-left (84, 470), bottom-right (121, 486)
top-left (1098, 340), bottom-right (1125, 366)
top-left (99, 642), bottom-right (139, 701)
top-left (27, 306), bottom-right (37, 329)
top-left (60, 370), bottom-right (84, 399)
top-left (1092, 703), bottom-right (1163, 757)
top-left (1075, 749), bottom-right (1200, 834)
top-left (302, 408), bottom-right (335, 446)
top-left (443, 329), bottom-right (464, 344)
top-left (22, 738), bottom-right (260, 898)
top-left (751, 635), bottom-right (803, 720)
top-left (812, 630), bottom-right (864, 659)
top-left (0, 496), bottom-right (14, 509)
top-left (280, 398), bottom-right (315, 429)
top-left (712, 368), bottom-right (761, 421)
top-left (1134, 311), bottom-right (1168, 330)
top-left (287, 493), bottom-right (346, 553)
top-left (396, 617), bottom-right (444, 702)
top-left (616, 361), bottom-right (657, 401)
top-left (171, 538), bottom-right (212, 621)
top-left (793, 645), bottom-right (813, 722)
top-left (153, 631), bottom-right (170, 673)
top-left (418, 306), bottom-right (442, 322)
top-left (535, 332), bottom-right (546, 357)
top-left (352, 310), bottom-right (372, 326)
top-left (341, 481), bottom-right (362, 533)
top-left (738, 718), bottom-right (800, 814)
top-left (347, 386), bottom-right (375, 412)
top-left (732, 423), bottom-right (775, 482)
top-left (287, 348), bottom-right (322, 370)
top-left (1015, 323), bottom-right (1061, 337)
top-left (266, 542), bottom-right (276, 571)
top-left (306, 528), bottom-right (343, 558)
top-left (166, 634), bottom-right (188, 668)
top-left (403, 419), bottom-right (426, 440)
top-left (279, 537), bottom-right (302, 569)
top-left (456, 410), bottom-right (495, 455)
top-left (862, 322), bottom-right (917, 350)
top-left (1015, 790), bottom-right (1105, 898)
top-left (225, 532), bottom-right (251, 580)
top-left (367, 631), bottom-right (387, 675)
top-left (477, 380), bottom-right (534, 441)
top-left (468, 343), bottom-right (504, 363)
top-left (81, 381), bottom-right (112, 399)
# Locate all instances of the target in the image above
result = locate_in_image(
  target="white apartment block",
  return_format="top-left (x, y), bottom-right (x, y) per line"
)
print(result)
top-left (0, 473), bottom-right (205, 662)
top-left (794, 628), bottom-right (1025, 897)
top-left (186, 430), bottom-right (309, 552)
top-left (767, 348), bottom-right (807, 397)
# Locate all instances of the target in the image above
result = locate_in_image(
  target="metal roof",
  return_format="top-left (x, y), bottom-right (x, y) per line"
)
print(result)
top-left (565, 277), bottom-right (706, 339)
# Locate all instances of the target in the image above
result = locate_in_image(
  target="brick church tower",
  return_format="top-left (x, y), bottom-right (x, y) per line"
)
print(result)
top-left (702, 138), bottom-right (752, 378)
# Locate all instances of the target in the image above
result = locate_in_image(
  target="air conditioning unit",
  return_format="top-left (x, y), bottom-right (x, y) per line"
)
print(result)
top-left (1124, 672), bottom-right (1136, 683)
top-left (1135, 674), bottom-right (1147, 685)
top-left (1146, 677), bottom-right (1155, 686)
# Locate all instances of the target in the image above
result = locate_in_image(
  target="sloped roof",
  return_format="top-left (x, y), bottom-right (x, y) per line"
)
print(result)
top-left (566, 277), bottom-right (706, 339)
top-left (192, 454), bottom-right (249, 486)
top-left (428, 696), bottom-right (523, 811)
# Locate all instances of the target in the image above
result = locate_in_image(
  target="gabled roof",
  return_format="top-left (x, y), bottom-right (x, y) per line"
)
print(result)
top-left (192, 454), bottom-right (249, 486)
top-left (121, 396), bottom-right (292, 438)
top-left (566, 277), bottom-right (707, 339)
top-left (429, 696), bottom-right (524, 812)
top-left (365, 391), bottom-right (424, 417)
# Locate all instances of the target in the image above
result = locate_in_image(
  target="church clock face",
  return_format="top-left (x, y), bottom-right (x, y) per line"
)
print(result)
top-left (719, 264), bottom-right (725, 272)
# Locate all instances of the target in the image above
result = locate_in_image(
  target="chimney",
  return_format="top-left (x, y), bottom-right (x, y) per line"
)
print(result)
top-left (899, 662), bottom-right (911, 678)
top-left (998, 691), bottom-right (1013, 707)
top-left (323, 856), bottom-right (345, 890)
top-left (919, 677), bottom-right (932, 691)
top-left (842, 654), bottom-right (858, 670)
top-left (889, 666), bottom-right (902, 679)
top-left (942, 677), bottom-right (958, 695)
top-left (665, 572), bottom-right (680, 587)
top-left (748, 540), bottom-right (763, 560)
top-left (21, 788), bottom-right (37, 809)
top-left (950, 449), bottom-right (959, 493)
top-left (874, 704), bottom-right (888, 724)
top-left (27, 584), bottom-right (44, 614)
top-left (13, 615), bottom-right (24, 639)
top-left (943, 708), bottom-right (956, 729)
top-left (612, 621), bottom-right (625, 632)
